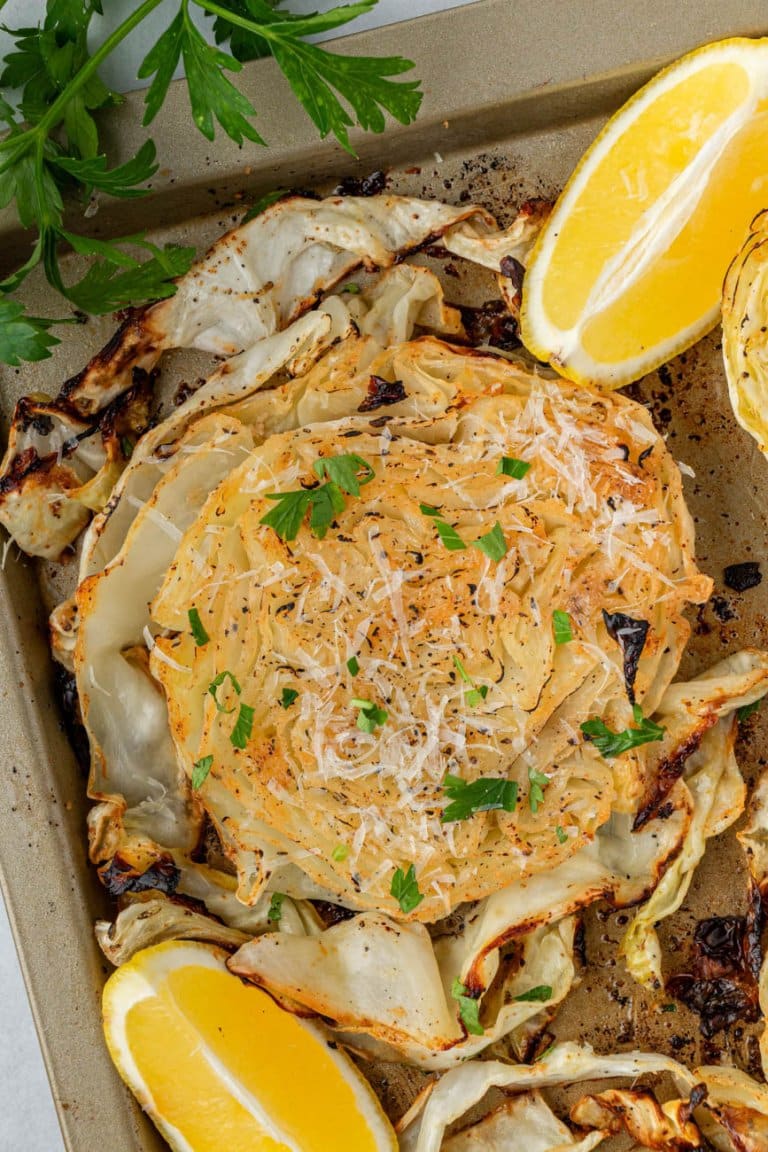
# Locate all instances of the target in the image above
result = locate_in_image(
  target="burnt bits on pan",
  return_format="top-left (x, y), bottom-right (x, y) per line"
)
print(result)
top-left (459, 300), bottom-right (521, 351)
top-left (723, 562), bottom-right (762, 592)
top-left (666, 895), bottom-right (763, 1038)
top-left (499, 254), bottom-right (525, 296)
top-left (602, 610), bottom-right (650, 705)
top-left (358, 375), bottom-right (407, 413)
top-left (100, 854), bottom-right (181, 897)
top-left (333, 171), bottom-right (388, 197)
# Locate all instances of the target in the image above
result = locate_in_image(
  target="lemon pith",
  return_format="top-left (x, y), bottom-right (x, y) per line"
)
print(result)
top-left (520, 37), bottom-right (768, 387)
top-left (102, 941), bottom-right (398, 1152)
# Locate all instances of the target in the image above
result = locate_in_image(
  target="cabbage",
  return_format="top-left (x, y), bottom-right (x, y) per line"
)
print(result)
top-left (441, 1092), bottom-right (606, 1152)
top-left (1, 193), bottom-right (533, 561)
top-left (722, 208), bottom-right (768, 456)
top-left (621, 715), bottom-right (747, 989)
top-left (398, 1041), bottom-right (768, 1152)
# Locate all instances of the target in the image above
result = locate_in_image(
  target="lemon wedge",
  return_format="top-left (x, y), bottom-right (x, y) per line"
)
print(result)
top-left (102, 940), bottom-right (397, 1152)
top-left (520, 36), bottom-right (768, 387)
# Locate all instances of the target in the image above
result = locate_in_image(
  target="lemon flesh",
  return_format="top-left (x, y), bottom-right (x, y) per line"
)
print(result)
top-left (521, 38), bottom-right (768, 386)
top-left (102, 941), bottom-right (397, 1152)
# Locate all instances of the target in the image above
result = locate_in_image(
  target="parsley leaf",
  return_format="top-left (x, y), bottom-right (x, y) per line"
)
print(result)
top-left (52, 140), bottom-right (159, 197)
top-left (208, 669), bottom-right (242, 713)
top-left (267, 892), bottom-right (285, 923)
top-left (340, 282), bottom-right (360, 294)
top-left (452, 654), bottom-right (489, 709)
top-left (263, 460), bottom-right (374, 543)
top-left (332, 843), bottom-right (349, 862)
top-left (497, 456), bottom-right (530, 479)
top-left (434, 520), bottom-right (466, 551)
top-left (280, 687), bottom-right (299, 709)
top-left (528, 765), bottom-right (549, 813)
top-left (261, 488), bottom-right (314, 542)
top-left (241, 186), bottom-right (289, 222)
top-left (419, 504), bottom-right (467, 551)
top-left (308, 479), bottom-right (346, 540)
top-left (451, 979), bottom-right (484, 1036)
top-left (48, 233), bottom-right (196, 314)
top-left (514, 984), bottom-right (553, 1003)
top-left (0, 300), bottom-right (59, 364)
top-left (313, 453), bottom-right (375, 497)
top-left (0, 0), bottom-right (424, 366)
top-left (352, 697), bottom-right (388, 734)
top-left (553, 610), bottom-right (573, 645)
top-left (390, 863), bottom-right (424, 914)
top-left (738, 698), bottom-right (762, 723)
top-left (556, 825), bottom-right (568, 844)
top-left (230, 702), bottom-right (255, 749)
top-left (191, 754), bottom-right (214, 789)
top-left (139, 5), bottom-right (265, 146)
top-left (346, 656), bottom-right (360, 677)
top-left (188, 607), bottom-right (210, 646)
top-left (441, 774), bottom-right (518, 823)
top-left (473, 521), bottom-right (507, 562)
top-left (581, 705), bottom-right (665, 758)
top-left (208, 0), bottom-right (422, 154)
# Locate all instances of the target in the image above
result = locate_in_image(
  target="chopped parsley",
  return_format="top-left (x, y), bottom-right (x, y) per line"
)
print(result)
top-left (208, 670), bottom-right (242, 713)
top-left (230, 702), bottom-right (255, 749)
top-left (473, 520), bottom-right (507, 562)
top-left (280, 687), bottom-right (299, 709)
top-left (435, 519), bottom-right (466, 551)
top-left (514, 984), bottom-right (553, 1003)
top-left (738, 698), bottom-right (762, 723)
top-left (352, 697), bottom-right (388, 734)
top-left (332, 843), bottom-right (349, 862)
top-left (528, 765), bottom-right (549, 813)
top-left (188, 607), bottom-right (209, 646)
top-left (661, 1002), bottom-right (677, 1013)
top-left (340, 282), bottom-right (360, 294)
top-left (313, 453), bottom-right (375, 497)
top-left (120, 435), bottom-right (134, 459)
top-left (419, 503), bottom-right (466, 551)
top-left (451, 979), bottom-right (484, 1036)
top-left (552, 610), bottom-right (573, 645)
top-left (261, 454), bottom-right (375, 541)
top-left (452, 654), bottom-right (489, 708)
top-left (346, 656), bottom-right (360, 677)
top-left (556, 825), bottom-right (568, 844)
top-left (497, 456), bottom-right (530, 479)
top-left (191, 755), bottom-right (213, 790)
top-left (391, 863), bottom-right (424, 914)
top-left (441, 774), bottom-right (518, 823)
top-left (267, 893), bottom-right (285, 923)
top-left (581, 704), bottom-right (665, 758)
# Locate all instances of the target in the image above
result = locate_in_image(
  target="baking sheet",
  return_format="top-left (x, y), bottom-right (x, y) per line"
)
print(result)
top-left (3, 1), bottom-right (768, 1147)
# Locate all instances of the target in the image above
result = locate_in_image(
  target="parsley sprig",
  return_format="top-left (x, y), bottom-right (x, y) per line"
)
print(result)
top-left (390, 863), bottom-right (424, 914)
top-left (0, 0), bottom-right (422, 365)
top-left (261, 453), bottom-right (375, 541)
top-left (581, 704), bottom-right (665, 757)
top-left (441, 774), bottom-right (518, 823)
top-left (352, 696), bottom-right (388, 734)
top-left (451, 979), bottom-right (484, 1036)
